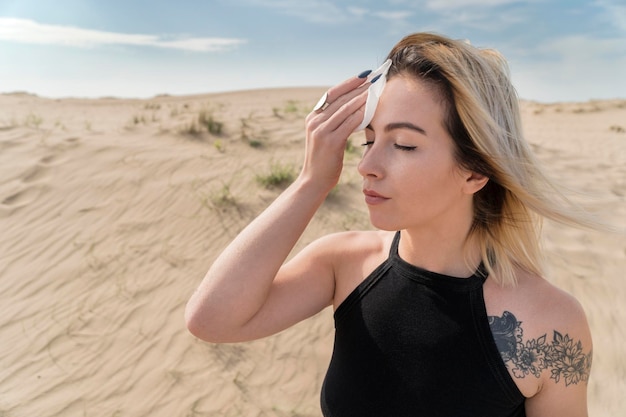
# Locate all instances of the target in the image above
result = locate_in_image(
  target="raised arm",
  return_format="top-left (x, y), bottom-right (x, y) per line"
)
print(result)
top-left (185, 74), bottom-right (370, 343)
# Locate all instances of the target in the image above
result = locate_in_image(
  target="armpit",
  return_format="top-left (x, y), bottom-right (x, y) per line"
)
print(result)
top-left (488, 311), bottom-right (592, 386)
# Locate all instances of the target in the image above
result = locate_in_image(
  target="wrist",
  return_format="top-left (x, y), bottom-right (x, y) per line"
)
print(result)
top-left (293, 172), bottom-right (336, 200)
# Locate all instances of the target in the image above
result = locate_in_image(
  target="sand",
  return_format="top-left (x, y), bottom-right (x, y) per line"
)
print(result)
top-left (0, 89), bottom-right (624, 416)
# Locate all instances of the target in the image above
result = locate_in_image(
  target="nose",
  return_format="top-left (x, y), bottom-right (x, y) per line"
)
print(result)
top-left (357, 143), bottom-right (384, 179)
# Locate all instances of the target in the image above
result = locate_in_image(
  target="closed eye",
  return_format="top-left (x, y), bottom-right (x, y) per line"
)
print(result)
top-left (361, 142), bottom-right (416, 151)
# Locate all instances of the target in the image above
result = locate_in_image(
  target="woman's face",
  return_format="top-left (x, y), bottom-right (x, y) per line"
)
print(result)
top-left (358, 75), bottom-right (476, 234)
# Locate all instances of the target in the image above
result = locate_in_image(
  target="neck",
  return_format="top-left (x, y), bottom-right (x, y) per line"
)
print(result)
top-left (398, 224), bottom-right (481, 279)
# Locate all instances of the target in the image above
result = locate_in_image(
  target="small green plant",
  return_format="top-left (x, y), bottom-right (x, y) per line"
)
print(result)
top-left (256, 162), bottom-right (297, 189)
top-left (239, 114), bottom-right (266, 148)
top-left (213, 139), bottom-right (225, 152)
top-left (209, 184), bottom-right (237, 208)
top-left (345, 138), bottom-right (360, 154)
top-left (198, 110), bottom-right (223, 135)
top-left (248, 139), bottom-right (263, 148)
top-left (24, 112), bottom-right (43, 129)
top-left (326, 183), bottom-right (341, 200)
top-left (133, 114), bottom-right (147, 125)
top-left (284, 100), bottom-right (299, 113)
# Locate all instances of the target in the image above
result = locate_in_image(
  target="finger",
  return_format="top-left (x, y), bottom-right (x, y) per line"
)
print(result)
top-left (325, 72), bottom-right (370, 104)
top-left (323, 80), bottom-right (371, 116)
top-left (325, 90), bottom-right (368, 135)
top-left (307, 80), bottom-right (370, 127)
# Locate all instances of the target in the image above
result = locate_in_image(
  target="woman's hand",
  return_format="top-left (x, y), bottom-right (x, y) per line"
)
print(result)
top-left (301, 74), bottom-right (371, 193)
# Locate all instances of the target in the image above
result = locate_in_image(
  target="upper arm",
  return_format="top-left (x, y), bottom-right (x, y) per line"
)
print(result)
top-left (232, 233), bottom-right (341, 341)
top-left (487, 274), bottom-right (593, 416)
top-left (523, 291), bottom-right (593, 417)
top-left (525, 372), bottom-right (589, 417)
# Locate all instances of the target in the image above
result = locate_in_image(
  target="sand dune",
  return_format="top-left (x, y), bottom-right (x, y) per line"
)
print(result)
top-left (1, 90), bottom-right (624, 416)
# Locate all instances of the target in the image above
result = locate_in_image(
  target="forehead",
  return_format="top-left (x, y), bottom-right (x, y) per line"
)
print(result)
top-left (374, 75), bottom-right (447, 127)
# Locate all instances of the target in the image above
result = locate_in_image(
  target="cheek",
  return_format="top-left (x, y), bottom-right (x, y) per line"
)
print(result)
top-left (398, 160), bottom-right (464, 199)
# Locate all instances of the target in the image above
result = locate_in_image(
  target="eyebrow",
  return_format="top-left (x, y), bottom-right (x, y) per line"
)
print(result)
top-left (366, 122), bottom-right (427, 136)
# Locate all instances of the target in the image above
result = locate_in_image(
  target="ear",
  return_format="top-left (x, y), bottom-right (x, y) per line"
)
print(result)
top-left (462, 171), bottom-right (489, 195)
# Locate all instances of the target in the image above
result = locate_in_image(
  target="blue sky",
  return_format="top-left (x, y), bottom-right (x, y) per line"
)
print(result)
top-left (0, 0), bottom-right (624, 102)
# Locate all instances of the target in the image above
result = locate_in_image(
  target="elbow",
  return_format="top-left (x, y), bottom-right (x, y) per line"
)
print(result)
top-left (184, 301), bottom-right (216, 342)
top-left (184, 303), bottom-right (204, 339)
top-left (184, 301), bottom-right (235, 343)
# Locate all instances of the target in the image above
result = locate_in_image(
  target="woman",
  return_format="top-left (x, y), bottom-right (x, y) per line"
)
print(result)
top-left (185, 33), bottom-right (594, 416)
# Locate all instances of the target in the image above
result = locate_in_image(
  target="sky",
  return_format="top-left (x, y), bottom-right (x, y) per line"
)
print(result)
top-left (0, 0), bottom-right (625, 102)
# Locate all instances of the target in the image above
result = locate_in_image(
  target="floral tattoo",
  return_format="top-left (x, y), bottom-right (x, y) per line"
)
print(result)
top-left (488, 311), bottom-right (592, 386)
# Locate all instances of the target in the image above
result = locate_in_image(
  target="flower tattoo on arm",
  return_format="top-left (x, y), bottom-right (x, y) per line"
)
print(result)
top-left (488, 311), bottom-right (592, 386)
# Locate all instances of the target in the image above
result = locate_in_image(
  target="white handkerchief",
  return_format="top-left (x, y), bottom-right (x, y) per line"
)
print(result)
top-left (355, 59), bottom-right (392, 131)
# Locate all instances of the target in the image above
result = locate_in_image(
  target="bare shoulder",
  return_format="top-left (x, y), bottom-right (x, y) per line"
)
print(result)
top-left (306, 230), bottom-right (394, 309)
top-left (310, 229), bottom-right (391, 251)
top-left (301, 230), bottom-right (392, 265)
top-left (484, 270), bottom-right (593, 401)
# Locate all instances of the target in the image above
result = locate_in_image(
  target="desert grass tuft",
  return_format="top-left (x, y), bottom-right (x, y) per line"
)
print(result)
top-left (273, 100), bottom-right (305, 118)
top-left (284, 100), bottom-right (299, 114)
top-left (247, 139), bottom-right (264, 148)
top-left (133, 114), bottom-right (148, 125)
top-left (213, 139), bottom-right (225, 152)
top-left (272, 107), bottom-right (283, 118)
top-left (198, 110), bottom-right (223, 135)
top-left (24, 112), bottom-right (43, 129)
top-left (345, 137), bottom-right (361, 155)
top-left (239, 113), bottom-right (267, 148)
top-left (256, 162), bottom-right (297, 189)
top-left (209, 183), bottom-right (237, 208)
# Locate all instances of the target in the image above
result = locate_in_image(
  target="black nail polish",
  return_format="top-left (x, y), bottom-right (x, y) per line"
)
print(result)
top-left (358, 69), bottom-right (372, 79)
top-left (370, 74), bottom-right (382, 84)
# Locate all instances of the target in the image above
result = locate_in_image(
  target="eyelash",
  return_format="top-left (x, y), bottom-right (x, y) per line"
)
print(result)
top-left (361, 141), bottom-right (417, 152)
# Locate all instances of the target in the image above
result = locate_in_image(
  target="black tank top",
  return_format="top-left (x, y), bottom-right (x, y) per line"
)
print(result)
top-left (321, 232), bottom-right (526, 416)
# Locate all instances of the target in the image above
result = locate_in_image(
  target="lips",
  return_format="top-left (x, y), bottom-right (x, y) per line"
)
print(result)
top-left (363, 189), bottom-right (390, 205)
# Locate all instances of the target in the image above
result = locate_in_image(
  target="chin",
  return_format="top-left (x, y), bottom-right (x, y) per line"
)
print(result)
top-left (368, 214), bottom-right (400, 232)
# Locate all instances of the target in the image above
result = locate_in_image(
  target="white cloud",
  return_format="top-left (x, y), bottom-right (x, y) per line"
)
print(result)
top-left (245, 0), bottom-right (349, 23)
top-left (0, 18), bottom-right (246, 52)
top-left (413, 0), bottom-right (536, 33)
top-left (594, 0), bottom-right (626, 31)
top-left (372, 10), bottom-right (414, 21)
top-left (347, 6), bottom-right (370, 18)
top-left (241, 0), bottom-right (413, 24)
top-left (424, 0), bottom-right (529, 10)
top-left (534, 34), bottom-right (626, 60)
top-left (511, 35), bottom-right (626, 101)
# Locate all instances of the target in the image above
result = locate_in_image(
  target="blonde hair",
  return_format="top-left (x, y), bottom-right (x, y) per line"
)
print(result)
top-left (386, 32), bottom-right (598, 286)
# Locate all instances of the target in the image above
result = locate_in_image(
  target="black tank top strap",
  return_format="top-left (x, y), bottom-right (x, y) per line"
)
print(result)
top-left (389, 230), bottom-right (401, 257)
top-left (389, 231), bottom-right (487, 288)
